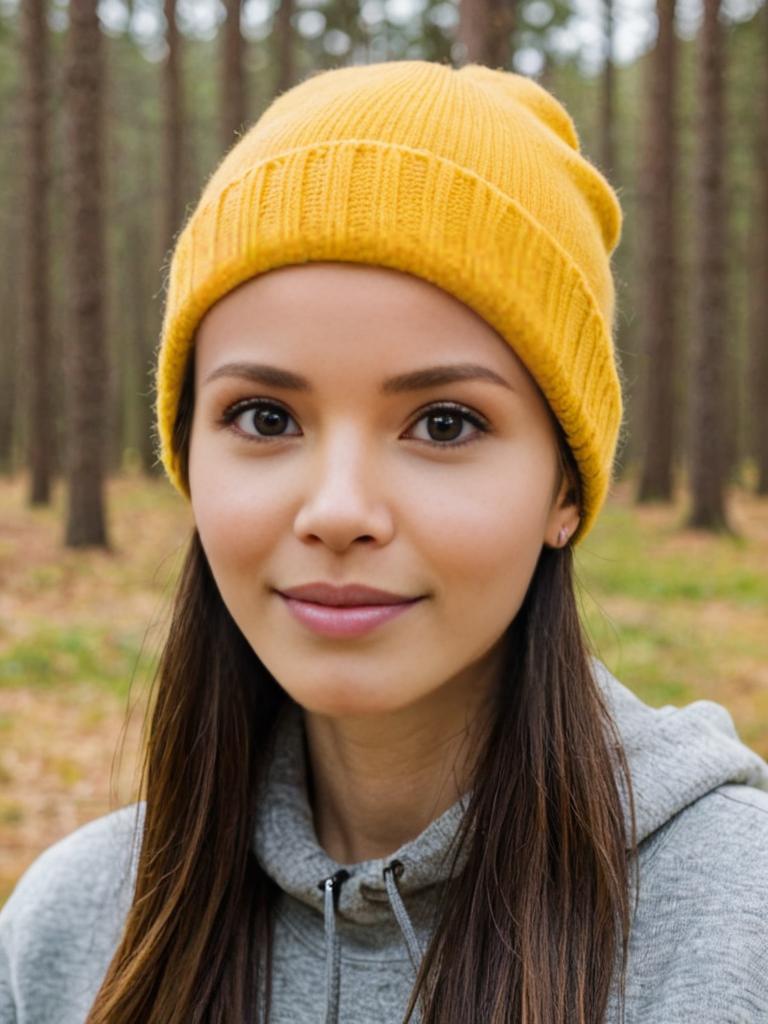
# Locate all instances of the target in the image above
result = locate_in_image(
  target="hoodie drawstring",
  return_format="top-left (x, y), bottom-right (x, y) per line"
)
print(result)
top-left (319, 869), bottom-right (349, 1024)
top-left (383, 859), bottom-right (424, 970)
top-left (318, 859), bottom-right (423, 1024)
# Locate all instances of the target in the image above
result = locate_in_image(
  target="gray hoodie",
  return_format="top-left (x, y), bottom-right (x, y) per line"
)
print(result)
top-left (2, 658), bottom-right (768, 1023)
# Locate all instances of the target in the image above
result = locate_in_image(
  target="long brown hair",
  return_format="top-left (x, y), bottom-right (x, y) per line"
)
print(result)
top-left (86, 356), bottom-right (638, 1024)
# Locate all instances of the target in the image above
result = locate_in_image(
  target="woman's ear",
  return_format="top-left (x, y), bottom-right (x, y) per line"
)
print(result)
top-left (544, 471), bottom-right (581, 549)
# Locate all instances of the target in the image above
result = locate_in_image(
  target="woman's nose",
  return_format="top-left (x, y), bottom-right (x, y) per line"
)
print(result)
top-left (291, 433), bottom-right (395, 552)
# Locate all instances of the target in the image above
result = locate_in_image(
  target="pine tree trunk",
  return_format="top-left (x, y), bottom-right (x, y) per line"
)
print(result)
top-left (751, 2), bottom-right (768, 494)
top-left (64, 0), bottom-right (110, 548)
top-left (636, 0), bottom-right (679, 503)
top-left (164, 0), bottom-right (184, 246)
top-left (599, 0), bottom-right (617, 182)
top-left (221, 0), bottom-right (246, 152)
top-left (686, 0), bottom-right (731, 530)
top-left (275, 0), bottom-right (295, 97)
top-left (457, 0), bottom-right (516, 68)
top-left (126, 217), bottom-right (161, 477)
top-left (487, 0), bottom-right (515, 68)
top-left (21, 0), bottom-right (54, 505)
top-left (0, 244), bottom-right (19, 474)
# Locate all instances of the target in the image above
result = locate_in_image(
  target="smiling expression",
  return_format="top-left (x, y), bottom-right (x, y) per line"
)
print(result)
top-left (187, 261), bottom-right (580, 717)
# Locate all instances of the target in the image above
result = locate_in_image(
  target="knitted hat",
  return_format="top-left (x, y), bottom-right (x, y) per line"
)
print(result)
top-left (154, 59), bottom-right (624, 544)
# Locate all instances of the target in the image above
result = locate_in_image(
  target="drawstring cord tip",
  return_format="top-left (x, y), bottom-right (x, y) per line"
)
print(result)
top-left (319, 869), bottom-right (350, 1024)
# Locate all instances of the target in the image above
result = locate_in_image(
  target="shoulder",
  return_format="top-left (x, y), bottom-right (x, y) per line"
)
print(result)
top-left (0, 803), bottom-right (145, 1023)
top-left (642, 782), bottom-right (768, 883)
top-left (1, 801), bottom-right (144, 931)
top-left (639, 782), bottom-right (768, 935)
top-left (622, 784), bottom-right (768, 1022)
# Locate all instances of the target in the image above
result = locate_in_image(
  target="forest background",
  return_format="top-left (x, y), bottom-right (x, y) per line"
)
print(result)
top-left (0, 0), bottom-right (766, 906)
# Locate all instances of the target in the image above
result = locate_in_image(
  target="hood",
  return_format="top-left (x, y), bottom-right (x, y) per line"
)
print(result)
top-left (591, 658), bottom-right (768, 841)
top-left (251, 658), bottom-right (768, 1022)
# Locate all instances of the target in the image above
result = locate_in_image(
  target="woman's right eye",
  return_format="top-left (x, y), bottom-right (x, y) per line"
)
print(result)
top-left (221, 399), bottom-right (300, 442)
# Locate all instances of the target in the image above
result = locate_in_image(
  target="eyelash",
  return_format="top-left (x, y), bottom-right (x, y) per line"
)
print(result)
top-left (217, 398), bottom-right (491, 450)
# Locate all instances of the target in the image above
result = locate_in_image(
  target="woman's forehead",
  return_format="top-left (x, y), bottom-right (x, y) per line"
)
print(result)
top-left (193, 262), bottom-right (540, 401)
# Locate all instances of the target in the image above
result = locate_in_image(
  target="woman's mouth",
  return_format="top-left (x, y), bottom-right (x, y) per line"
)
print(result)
top-left (277, 594), bottom-right (423, 638)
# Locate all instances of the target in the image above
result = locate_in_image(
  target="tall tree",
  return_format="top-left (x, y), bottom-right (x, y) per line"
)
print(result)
top-left (457, 0), bottom-right (516, 68)
top-left (749, 1), bottom-right (768, 494)
top-left (0, 220), bottom-right (19, 474)
top-left (163, 0), bottom-right (184, 245)
top-left (599, 0), bottom-right (617, 181)
top-left (126, 216), bottom-right (156, 474)
top-left (146, 0), bottom-right (185, 475)
top-left (686, 0), bottom-right (731, 530)
top-left (21, 0), bottom-right (54, 504)
top-left (636, 0), bottom-right (680, 503)
top-left (64, 0), bottom-right (110, 547)
top-left (275, 0), bottom-right (296, 97)
top-left (221, 0), bottom-right (246, 152)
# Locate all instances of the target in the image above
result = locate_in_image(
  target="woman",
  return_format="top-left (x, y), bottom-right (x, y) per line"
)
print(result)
top-left (2, 60), bottom-right (767, 1024)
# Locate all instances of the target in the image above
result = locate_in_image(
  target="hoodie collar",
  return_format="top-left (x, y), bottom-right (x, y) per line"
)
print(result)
top-left (253, 699), bottom-right (473, 927)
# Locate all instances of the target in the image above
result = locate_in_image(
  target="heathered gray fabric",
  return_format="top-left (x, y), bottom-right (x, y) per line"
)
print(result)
top-left (2, 657), bottom-right (768, 1023)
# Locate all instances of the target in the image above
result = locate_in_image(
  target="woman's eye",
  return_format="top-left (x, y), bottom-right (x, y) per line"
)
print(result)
top-left (219, 399), bottom-right (489, 448)
top-left (407, 405), bottom-right (489, 448)
top-left (222, 400), bottom-right (300, 440)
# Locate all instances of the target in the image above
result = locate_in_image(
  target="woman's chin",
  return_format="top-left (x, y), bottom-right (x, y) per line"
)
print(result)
top-left (282, 679), bottom-right (427, 720)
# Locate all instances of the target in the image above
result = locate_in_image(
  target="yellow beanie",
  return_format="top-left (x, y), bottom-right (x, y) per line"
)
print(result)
top-left (155, 59), bottom-right (624, 544)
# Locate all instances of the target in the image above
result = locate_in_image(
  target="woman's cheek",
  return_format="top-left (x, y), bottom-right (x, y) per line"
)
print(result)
top-left (432, 487), bottom-right (546, 615)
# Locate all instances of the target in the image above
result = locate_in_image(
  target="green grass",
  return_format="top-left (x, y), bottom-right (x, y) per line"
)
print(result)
top-left (572, 498), bottom-right (768, 722)
top-left (0, 624), bottom-right (158, 698)
top-left (575, 505), bottom-right (767, 605)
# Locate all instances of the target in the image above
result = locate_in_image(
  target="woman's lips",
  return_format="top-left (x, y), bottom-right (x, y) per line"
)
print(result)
top-left (278, 594), bottom-right (423, 638)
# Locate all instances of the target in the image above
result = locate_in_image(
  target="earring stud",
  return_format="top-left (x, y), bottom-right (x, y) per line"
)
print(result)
top-left (557, 526), bottom-right (569, 546)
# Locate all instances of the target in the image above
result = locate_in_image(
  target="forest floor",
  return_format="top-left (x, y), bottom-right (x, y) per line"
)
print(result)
top-left (1, 469), bottom-right (767, 907)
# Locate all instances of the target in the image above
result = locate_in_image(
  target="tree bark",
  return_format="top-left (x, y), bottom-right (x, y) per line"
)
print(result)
top-left (21, 0), bottom-right (55, 505)
top-left (599, 0), bottom-right (617, 182)
top-left (221, 0), bottom-right (246, 152)
top-left (457, 0), bottom-right (516, 69)
top-left (686, 0), bottom-right (731, 530)
top-left (64, 0), bottom-right (110, 547)
top-left (636, 0), bottom-right (679, 503)
top-left (0, 233), bottom-right (19, 474)
top-left (750, 2), bottom-right (768, 494)
top-left (164, 0), bottom-right (184, 246)
top-left (275, 0), bottom-right (295, 97)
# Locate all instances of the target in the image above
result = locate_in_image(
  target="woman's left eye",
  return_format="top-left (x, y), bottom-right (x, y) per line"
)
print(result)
top-left (219, 399), bottom-right (489, 448)
top-left (407, 404), bottom-right (490, 448)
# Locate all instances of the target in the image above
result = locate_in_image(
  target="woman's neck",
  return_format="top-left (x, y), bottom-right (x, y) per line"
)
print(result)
top-left (302, 649), bottom-right (501, 864)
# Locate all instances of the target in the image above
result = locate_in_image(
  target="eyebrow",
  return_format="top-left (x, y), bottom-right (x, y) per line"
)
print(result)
top-left (203, 361), bottom-right (516, 395)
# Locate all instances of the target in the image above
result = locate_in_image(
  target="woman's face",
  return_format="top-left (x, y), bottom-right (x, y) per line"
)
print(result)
top-left (188, 262), bottom-right (579, 717)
